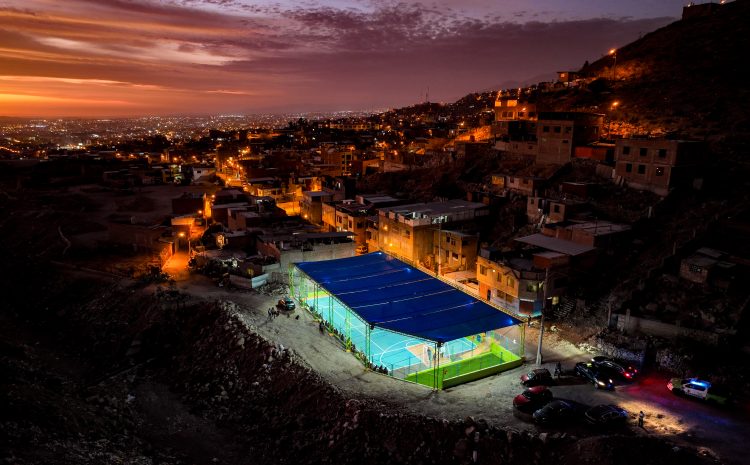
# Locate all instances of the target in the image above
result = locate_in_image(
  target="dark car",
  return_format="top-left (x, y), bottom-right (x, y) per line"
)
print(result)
top-left (584, 404), bottom-right (629, 427)
top-left (574, 362), bottom-right (615, 390)
top-left (513, 386), bottom-right (553, 412)
top-left (278, 297), bottom-right (296, 311)
top-left (592, 356), bottom-right (638, 380)
top-left (520, 368), bottom-right (553, 387)
top-left (532, 400), bottom-right (576, 425)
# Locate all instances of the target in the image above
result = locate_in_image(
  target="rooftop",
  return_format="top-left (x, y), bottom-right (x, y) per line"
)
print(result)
top-left (295, 253), bottom-right (522, 343)
top-left (515, 233), bottom-right (596, 256)
top-left (379, 199), bottom-right (486, 218)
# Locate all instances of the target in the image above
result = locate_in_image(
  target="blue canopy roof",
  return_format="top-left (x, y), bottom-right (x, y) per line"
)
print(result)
top-left (295, 252), bottom-right (523, 343)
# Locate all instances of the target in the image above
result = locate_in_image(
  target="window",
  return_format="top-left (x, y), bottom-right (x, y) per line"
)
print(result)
top-left (638, 164), bottom-right (646, 174)
top-left (564, 126), bottom-right (572, 134)
top-left (553, 205), bottom-right (561, 213)
top-left (506, 276), bottom-right (515, 287)
top-left (625, 163), bottom-right (632, 173)
top-left (622, 146), bottom-right (631, 155)
top-left (658, 149), bottom-right (667, 158)
top-left (553, 126), bottom-right (561, 133)
top-left (526, 282), bottom-right (539, 292)
top-left (452, 252), bottom-right (458, 260)
top-left (529, 198), bottom-right (534, 205)
top-left (542, 126), bottom-right (550, 133)
top-left (640, 147), bottom-right (648, 156)
top-left (480, 265), bottom-right (487, 275)
top-left (655, 167), bottom-right (664, 176)
top-left (562, 139), bottom-right (569, 144)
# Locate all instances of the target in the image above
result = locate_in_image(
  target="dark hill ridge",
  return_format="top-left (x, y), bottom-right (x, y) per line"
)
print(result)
top-left (546, 0), bottom-right (750, 141)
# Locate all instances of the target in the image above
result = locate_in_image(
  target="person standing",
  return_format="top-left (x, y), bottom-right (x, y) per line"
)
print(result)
top-left (638, 410), bottom-right (645, 428)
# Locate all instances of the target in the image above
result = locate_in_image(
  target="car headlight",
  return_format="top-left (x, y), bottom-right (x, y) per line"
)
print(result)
top-left (598, 381), bottom-right (605, 386)
top-left (609, 379), bottom-right (613, 383)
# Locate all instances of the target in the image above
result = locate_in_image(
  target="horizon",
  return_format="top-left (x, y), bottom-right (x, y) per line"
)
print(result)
top-left (0, 0), bottom-right (690, 118)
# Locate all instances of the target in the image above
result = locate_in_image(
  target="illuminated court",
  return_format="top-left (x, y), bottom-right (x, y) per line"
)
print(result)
top-left (291, 252), bottom-right (525, 389)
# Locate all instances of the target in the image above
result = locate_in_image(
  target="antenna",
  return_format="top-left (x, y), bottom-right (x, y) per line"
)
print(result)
top-left (426, 86), bottom-right (430, 103)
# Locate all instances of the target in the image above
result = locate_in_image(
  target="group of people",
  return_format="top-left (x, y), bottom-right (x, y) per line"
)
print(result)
top-left (267, 306), bottom-right (280, 320)
top-left (372, 365), bottom-right (389, 375)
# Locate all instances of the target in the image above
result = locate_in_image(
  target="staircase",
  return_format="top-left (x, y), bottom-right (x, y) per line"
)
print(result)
top-left (552, 298), bottom-right (576, 320)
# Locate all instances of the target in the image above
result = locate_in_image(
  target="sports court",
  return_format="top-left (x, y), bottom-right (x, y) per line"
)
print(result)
top-left (291, 252), bottom-right (525, 389)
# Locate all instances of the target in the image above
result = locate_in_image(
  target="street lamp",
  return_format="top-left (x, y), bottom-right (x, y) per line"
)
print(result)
top-left (609, 48), bottom-right (617, 81)
top-left (607, 101), bottom-right (620, 138)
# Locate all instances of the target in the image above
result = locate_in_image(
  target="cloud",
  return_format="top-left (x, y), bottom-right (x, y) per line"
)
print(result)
top-left (0, 0), bottom-right (681, 116)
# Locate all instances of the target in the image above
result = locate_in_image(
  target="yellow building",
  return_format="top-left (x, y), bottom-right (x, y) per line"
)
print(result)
top-left (377, 200), bottom-right (488, 266)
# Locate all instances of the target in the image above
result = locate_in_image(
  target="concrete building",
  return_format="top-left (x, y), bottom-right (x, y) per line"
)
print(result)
top-left (536, 112), bottom-right (603, 165)
top-left (614, 139), bottom-right (705, 196)
top-left (171, 192), bottom-right (207, 216)
top-left (432, 230), bottom-right (479, 275)
top-left (322, 200), bottom-right (370, 246)
top-left (540, 220), bottom-right (631, 248)
top-left (256, 230), bottom-right (356, 278)
top-left (476, 247), bottom-right (568, 318)
top-left (527, 197), bottom-right (589, 224)
top-left (377, 199), bottom-right (489, 265)
top-left (301, 191), bottom-right (335, 225)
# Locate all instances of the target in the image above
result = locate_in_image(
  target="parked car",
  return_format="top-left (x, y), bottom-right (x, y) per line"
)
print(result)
top-left (667, 378), bottom-right (731, 406)
top-left (278, 297), bottom-right (296, 311)
top-left (532, 400), bottom-right (576, 425)
top-left (513, 386), bottom-right (553, 412)
top-left (520, 368), bottom-right (553, 387)
top-left (592, 356), bottom-right (638, 380)
top-left (355, 244), bottom-right (369, 255)
top-left (574, 362), bottom-right (615, 390)
top-left (584, 404), bottom-right (629, 427)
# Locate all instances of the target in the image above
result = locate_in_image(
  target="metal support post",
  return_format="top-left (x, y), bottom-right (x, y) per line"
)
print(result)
top-left (536, 267), bottom-right (549, 366)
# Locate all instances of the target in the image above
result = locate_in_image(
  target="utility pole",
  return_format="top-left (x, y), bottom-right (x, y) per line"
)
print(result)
top-left (536, 267), bottom-right (550, 366)
top-left (609, 49), bottom-right (617, 81)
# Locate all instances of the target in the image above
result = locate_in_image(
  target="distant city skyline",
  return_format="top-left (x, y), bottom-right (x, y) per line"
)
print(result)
top-left (0, 0), bottom-right (689, 117)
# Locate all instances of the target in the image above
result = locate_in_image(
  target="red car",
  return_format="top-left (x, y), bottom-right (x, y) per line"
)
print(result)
top-left (513, 386), bottom-right (553, 412)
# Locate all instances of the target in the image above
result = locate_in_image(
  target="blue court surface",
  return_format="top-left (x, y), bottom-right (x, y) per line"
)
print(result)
top-left (308, 295), bottom-right (476, 371)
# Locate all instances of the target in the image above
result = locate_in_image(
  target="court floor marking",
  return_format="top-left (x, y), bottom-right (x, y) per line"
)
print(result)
top-left (308, 296), bottom-right (479, 370)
